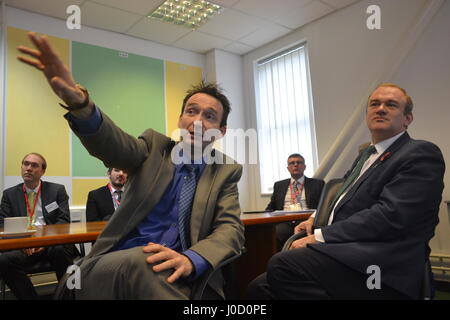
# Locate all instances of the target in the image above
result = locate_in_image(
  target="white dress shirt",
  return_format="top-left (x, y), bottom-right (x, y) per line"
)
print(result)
top-left (283, 176), bottom-right (308, 210)
top-left (25, 181), bottom-right (45, 226)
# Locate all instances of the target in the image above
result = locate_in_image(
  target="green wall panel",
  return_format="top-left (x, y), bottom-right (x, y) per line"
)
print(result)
top-left (71, 42), bottom-right (165, 176)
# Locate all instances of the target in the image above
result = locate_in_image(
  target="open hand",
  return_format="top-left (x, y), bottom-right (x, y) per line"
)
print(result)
top-left (143, 242), bottom-right (194, 283)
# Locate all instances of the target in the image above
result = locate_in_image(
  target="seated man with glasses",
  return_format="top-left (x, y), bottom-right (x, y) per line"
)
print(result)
top-left (265, 153), bottom-right (324, 250)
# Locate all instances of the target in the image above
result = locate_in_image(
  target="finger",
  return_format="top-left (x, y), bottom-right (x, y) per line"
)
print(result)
top-left (17, 46), bottom-right (41, 59)
top-left (143, 242), bottom-right (166, 253)
top-left (306, 224), bottom-right (312, 235)
top-left (17, 56), bottom-right (44, 70)
top-left (152, 258), bottom-right (178, 273)
top-left (167, 268), bottom-right (184, 284)
top-left (146, 250), bottom-right (174, 264)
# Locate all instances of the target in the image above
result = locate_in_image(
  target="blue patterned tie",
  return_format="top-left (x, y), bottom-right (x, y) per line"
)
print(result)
top-left (178, 164), bottom-right (198, 251)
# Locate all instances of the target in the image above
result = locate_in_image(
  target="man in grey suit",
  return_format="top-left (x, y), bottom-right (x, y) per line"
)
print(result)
top-left (18, 33), bottom-right (245, 299)
top-left (0, 153), bottom-right (79, 299)
top-left (248, 83), bottom-right (445, 299)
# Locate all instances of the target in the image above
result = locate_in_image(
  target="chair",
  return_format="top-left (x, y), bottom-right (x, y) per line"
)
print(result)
top-left (282, 178), bottom-right (344, 250)
top-left (281, 178), bottom-right (434, 300)
top-left (191, 247), bottom-right (244, 300)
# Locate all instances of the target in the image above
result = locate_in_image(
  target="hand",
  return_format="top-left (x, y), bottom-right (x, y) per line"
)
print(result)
top-left (143, 242), bottom-right (193, 284)
top-left (295, 216), bottom-right (314, 235)
top-left (17, 32), bottom-right (92, 115)
top-left (22, 247), bottom-right (45, 256)
top-left (290, 234), bottom-right (317, 249)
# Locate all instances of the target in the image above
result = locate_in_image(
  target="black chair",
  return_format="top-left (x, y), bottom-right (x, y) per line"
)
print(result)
top-left (282, 178), bottom-right (434, 300)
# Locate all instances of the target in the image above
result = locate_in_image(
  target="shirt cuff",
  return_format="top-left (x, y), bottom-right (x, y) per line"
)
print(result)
top-left (64, 105), bottom-right (102, 135)
top-left (314, 228), bottom-right (325, 243)
top-left (183, 249), bottom-right (210, 281)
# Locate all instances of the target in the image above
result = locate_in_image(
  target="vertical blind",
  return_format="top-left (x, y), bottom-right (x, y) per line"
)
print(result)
top-left (255, 45), bottom-right (317, 194)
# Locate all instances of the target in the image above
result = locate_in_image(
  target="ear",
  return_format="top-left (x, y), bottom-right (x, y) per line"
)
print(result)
top-left (219, 126), bottom-right (227, 137)
top-left (404, 113), bottom-right (413, 128)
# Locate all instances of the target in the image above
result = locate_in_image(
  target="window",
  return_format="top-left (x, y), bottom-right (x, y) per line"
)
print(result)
top-left (255, 44), bottom-right (317, 194)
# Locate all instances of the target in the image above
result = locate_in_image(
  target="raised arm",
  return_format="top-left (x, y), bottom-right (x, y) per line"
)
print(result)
top-left (17, 32), bottom-right (93, 119)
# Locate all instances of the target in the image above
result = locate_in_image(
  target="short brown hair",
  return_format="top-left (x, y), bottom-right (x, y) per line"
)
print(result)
top-left (22, 152), bottom-right (47, 171)
top-left (181, 81), bottom-right (231, 127)
top-left (370, 83), bottom-right (413, 115)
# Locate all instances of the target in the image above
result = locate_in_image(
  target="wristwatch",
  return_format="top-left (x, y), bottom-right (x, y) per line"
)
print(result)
top-left (59, 84), bottom-right (90, 111)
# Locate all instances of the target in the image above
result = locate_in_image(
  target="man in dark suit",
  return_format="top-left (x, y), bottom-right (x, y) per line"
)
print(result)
top-left (265, 154), bottom-right (324, 250)
top-left (18, 33), bottom-right (244, 300)
top-left (0, 153), bottom-right (79, 299)
top-left (248, 83), bottom-right (445, 299)
top-left (86, 168), bottom-right (128, 221)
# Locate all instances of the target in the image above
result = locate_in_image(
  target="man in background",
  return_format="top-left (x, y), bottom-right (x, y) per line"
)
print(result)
top-left (86, 168), bottom-right (128, 221)
top-left (0, 153), bottom-right (79, 299)
top-left (266, 153), bottom-right (324, 250)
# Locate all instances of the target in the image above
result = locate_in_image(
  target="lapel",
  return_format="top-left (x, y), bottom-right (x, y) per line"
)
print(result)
top-left (334, 132), bottom-right (411, 213)
top-left (15, 184), bottom-right (27, 217)
top-left (102, 185), bottom-right (116, 212)
top-left (40, 181), bottom-right (48, 216)
top-left (304, 176), bottom-right (310, 204)
top-left (278, 179), bottom-right (290, 203)
top-left (190, 162), bottom-right (218, 243)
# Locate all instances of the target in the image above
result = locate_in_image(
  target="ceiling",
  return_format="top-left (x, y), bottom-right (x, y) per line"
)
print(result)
top-left (5, 0), bottom-right (361, 55)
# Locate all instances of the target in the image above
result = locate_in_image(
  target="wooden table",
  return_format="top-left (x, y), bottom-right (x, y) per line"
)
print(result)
top-left (0, 221), bottom-right (106, 251)
top-left (236, 211), bottom-right (313, 298)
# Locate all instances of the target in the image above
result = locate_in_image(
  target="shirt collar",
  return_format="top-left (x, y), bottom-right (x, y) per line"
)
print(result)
top-left (25, 180), bottom-right (41, 194)
top-left (290, 175), bottom-right (305, 185)
top-left (373, 131), bottom-right (406, 155)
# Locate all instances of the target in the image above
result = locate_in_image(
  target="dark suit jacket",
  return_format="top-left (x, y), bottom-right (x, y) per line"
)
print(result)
top-left (310, 132), bottom-right (445, 299)
top-left (86, 185), bottom-right (115, 222)
top-left (0, 181), bottom-right (70, 227)
top-left (266, 177), bottom-right (325, 211)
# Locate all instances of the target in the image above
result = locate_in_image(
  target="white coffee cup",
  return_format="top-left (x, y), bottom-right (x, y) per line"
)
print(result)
top-left (4, 217), bottom-right (28, 233)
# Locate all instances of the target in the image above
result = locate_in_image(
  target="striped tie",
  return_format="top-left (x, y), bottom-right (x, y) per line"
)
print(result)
top-left (178, 165), bottom-right (198, 251)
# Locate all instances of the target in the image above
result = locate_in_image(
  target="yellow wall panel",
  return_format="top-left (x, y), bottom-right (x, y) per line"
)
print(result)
top-left (6, 27), bottom-right (70, 176)
top-left (72, 178), bottom-right (109, 206)
top-left (165, 61), bottom-right (202, 138)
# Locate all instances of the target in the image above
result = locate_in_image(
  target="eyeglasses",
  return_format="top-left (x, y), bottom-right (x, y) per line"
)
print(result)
top-left (22, 161), bottom-right (41, 169)
top-left (288, 161), bottom-right (304, 166)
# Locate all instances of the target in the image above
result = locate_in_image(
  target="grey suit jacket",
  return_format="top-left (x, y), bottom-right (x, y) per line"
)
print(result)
top-left (0, 181), bottom-right (70, 226)
top-left (70, 111), bottom-right (245, 297)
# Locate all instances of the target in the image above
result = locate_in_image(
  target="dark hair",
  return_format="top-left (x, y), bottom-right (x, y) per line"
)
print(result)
top-left (181, 81), bottom-right (231, 127)
top-left (287, 153), bottom-right (305, 162)
top-left (22, 152), bottom-right (47, 171)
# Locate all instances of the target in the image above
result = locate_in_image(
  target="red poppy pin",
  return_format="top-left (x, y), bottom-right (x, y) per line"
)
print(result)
top-left (380, 152), bottom-right (392, 162)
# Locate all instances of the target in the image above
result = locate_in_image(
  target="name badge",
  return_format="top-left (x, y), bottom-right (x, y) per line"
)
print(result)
top-left (45, 201), bottom-right (59, 213)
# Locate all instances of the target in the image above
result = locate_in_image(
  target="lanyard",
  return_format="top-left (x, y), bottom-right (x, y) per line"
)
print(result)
top-left (289, 181), bottom-right (304, 204)
top-left (22, 182), bottom-right (42, 226)
top-left (108, 183), bottom-right (121, 208)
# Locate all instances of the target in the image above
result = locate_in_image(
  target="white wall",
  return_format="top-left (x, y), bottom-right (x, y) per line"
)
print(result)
top-left (242, 0), bottom-right (450, 254)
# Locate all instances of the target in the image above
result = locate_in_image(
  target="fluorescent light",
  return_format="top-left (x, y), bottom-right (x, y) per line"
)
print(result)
top-left (148, 0), bottom-right (222, 29)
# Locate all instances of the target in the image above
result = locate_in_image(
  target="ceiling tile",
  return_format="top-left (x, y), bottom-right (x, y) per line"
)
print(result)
top-left (239, 23), bottom-right (291, 48)
top-left (89, 0), bottom-right (161, 15)
top-left (127, 17), bottom-right (191, 45)
top-left (320, 0), bottom-right (361, 9)
top-left (210, 0), bottom-right (240, 8)
top-left (197, 8), bottom-right (266, 41)
top-left (234, 0), bottom-right (312, 21)
top-left (272, 0), bottom-right (334, 29)
top-left (223, 41), bottom-right (254, 55)
top-left (5, 0), bottom-right (84, 20)
top-left (80, 1), bottom-right (143, 34)
top-left (174, 31), bottom-right (232, 54)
